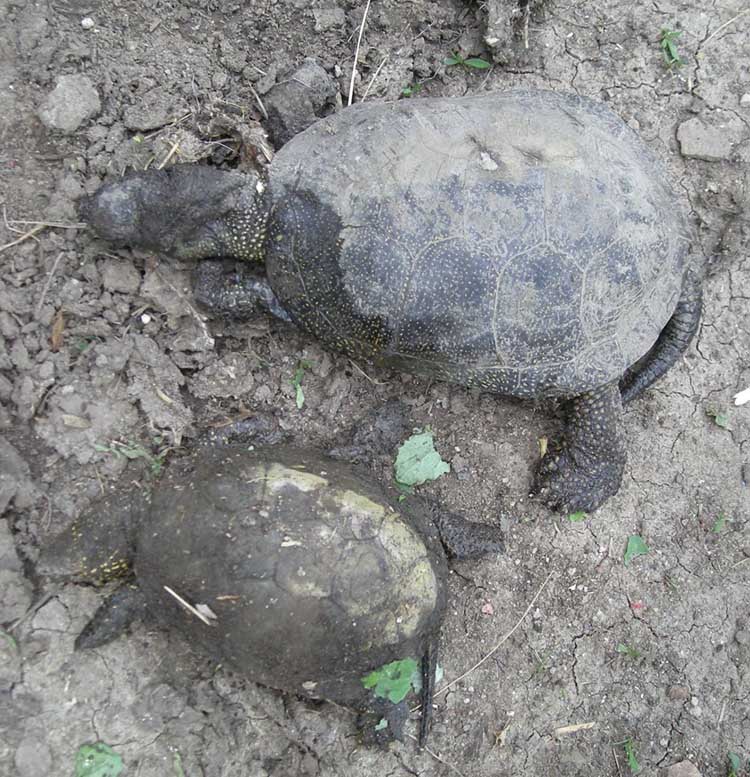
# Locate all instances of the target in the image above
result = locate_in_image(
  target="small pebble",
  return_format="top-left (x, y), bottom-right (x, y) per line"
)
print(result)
top-left (81, 16), bottom-right (95, 29)
top-left (667, 684), bottom-right (690, 701)
top-left (666, 760), bottom-right (702, 777)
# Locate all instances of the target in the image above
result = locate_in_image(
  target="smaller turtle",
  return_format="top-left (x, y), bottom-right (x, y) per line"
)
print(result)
top-left (39, 443), bottom-right (503, 745)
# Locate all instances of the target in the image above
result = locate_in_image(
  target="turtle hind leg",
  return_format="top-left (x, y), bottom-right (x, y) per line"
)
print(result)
top-left (532, 382), bottom-right (626, 513)
top-left (75, 583), bottom-right (147, 651)
top-left (619, 267), bottom-right (702, 404)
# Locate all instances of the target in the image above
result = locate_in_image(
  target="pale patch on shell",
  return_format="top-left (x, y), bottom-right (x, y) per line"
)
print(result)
top-left (264, 463), bottom-right (328, 493)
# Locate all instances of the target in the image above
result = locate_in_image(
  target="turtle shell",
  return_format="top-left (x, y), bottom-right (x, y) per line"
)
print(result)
top-left (134, 445), bottom-right (447, 708)
top-left (265, 89), bottom-right (691, 399)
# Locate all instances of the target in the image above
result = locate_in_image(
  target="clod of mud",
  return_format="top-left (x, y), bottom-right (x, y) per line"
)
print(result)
top-left (677, 113), bottom-right (749, 162)
top-left (37, 74), bottom-right (101, 132)
top-left (264, 59), bottom-right (339, 147)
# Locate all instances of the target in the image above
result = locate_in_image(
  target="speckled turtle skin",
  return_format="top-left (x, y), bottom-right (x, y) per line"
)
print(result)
top-left (82, 89), bottom-right (702, 512)
top-left (40, 445), bottom-right (503, 744)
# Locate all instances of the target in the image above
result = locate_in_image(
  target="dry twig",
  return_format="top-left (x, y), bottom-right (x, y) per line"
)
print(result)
top-left (361, 55), bottom-right (389, 101)
top-left (435, 571), bottom-right (554, 697)
top-left (405, 734), bottom-right (466, 777)
top-left (703, 8), bottom-right (750, 47)
top-left (348, 0), bottom-right (372, 106)
top-left (35, 251), bottom-right (66, 316)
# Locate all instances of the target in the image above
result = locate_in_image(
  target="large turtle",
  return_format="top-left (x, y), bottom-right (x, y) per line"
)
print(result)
top-left (82, 89), bottom-right (702, 513)
top-left (39, 443), bottom-right (504, 745)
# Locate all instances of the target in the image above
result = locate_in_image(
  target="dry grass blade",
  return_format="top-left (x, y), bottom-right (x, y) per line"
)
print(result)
top-left (703, 8), bottom-right (750, 47)
top-left (435, 571), bottom-right (554, 697)
top-left (361, 55), bottom-right (389, 101)
top-left (0, 224), bottom-right (46, 253)
top-left (247, 82), bottom-right (268, 119)
top-left (405, 734), bottom-right (467, 777)
top-left (157, 140), bottom-right (181, 169)
top-left (163, 585), bottom-right (216, 626)
top-left (349, 359), bottom-right (388, 385)
top-left (347, 0), bottom-right (372, 106)
top-left (1, 205), bottom-right (87, 254)
top-left (35, 251), bottom-right (66, 316)
top-left (554, 721), bottom-right (596, 737)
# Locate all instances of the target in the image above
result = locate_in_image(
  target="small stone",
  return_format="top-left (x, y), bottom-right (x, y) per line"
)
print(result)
top-left (676, 114), bottom-right (748, 162)
top-left (667, 684), bottom-right (690, 701)
top-left (9, 339), bottom-right (32, 371)
top-left (81, 16), bottom-right (95, 29)
top-left (665, 759), bottom-right (702, 777)
top-left (100, 257), bottom-right (142, 294)
top-left (31, 598), bottom-right (71, 632)
top-left (735, 628), bottom-right (750, 645)
top-left (0, 624), bottom-right (21, 690)
top-left (122, 89), bottom-right (186, 131)
top-left (38, 75), bottom-right (101, 133)
top-left (740, 93), bottom-right (750, 107)
top-left (190, 352), bottom-right (254, 398)
top-left (15, 737), bottom-right (53, 777)
top-left (313, 7), bottom-right (345, 32)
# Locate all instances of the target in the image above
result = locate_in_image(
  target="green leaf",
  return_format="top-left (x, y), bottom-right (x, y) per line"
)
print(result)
top-left (394, 431), bottom-right (450, 487)
top-left (291, 360), bottom-right (312, 410)
top-left (706, 406), bottom-right (731, 429)
top-left (464, 57), bottom-right (491, 69)
top-left (623, 739), bottom-right (640, 773)
top-left (568, 511), bottom-right (587, 522)
top-left (443, 55), bottom-right (461, 66)
top-left (362, 657), bottom-right (419, 704)
top-left (616, 643), bottom-right (641, 659)
top-left (711, 515), bottom-right (728, 533)
top-left (728, 752), bottom-right (741, 777)
top-left (624, 535), bottom-right (649, 566)
top-left (74, 742), bottom-right (124, 777)
top-left (714, 413), bottom-right (730, 428)
top-left (173, 752), bottom-right (186, 777)
top-left (374, 718), bottom-right (388, 731)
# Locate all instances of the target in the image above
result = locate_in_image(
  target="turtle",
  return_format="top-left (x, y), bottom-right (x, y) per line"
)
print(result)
top-left (39, 442), bottom-right (504, 746)
top-left (81, 88), bottom-right (702, 513)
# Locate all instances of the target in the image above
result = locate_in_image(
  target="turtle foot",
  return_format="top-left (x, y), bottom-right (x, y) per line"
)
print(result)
top-left (531, 446), bottom-right (625, 514)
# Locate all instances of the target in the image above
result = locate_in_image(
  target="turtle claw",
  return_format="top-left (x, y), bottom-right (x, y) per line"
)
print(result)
top-left (532, 448), bottom-right (625, 514)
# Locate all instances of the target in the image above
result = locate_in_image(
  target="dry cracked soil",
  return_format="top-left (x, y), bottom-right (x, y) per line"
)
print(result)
top-left (1, 0), bottom-right (749, 776)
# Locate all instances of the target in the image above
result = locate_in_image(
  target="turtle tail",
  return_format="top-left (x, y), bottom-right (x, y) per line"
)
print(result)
top-left (619, 267), bottom-right (702, 405)
top-left (418, 639), bottom-right (439, 748)
top-left (75, 583), bottom-right (147, 650)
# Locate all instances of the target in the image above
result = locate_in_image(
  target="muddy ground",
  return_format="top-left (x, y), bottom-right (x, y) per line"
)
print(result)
top-left (1, 0), bottom-right (749, 775)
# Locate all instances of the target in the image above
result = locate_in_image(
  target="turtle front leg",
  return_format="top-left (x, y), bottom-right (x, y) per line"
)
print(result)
top-left (532, 382), bottom-right (626, 513)
top-left (194, 260), bottom-right (292, 322)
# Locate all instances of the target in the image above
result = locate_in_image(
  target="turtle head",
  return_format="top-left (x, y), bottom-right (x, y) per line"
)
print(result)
top-left (80, 165), bottom-right (269, 263)
top-left (37, 488), bottom-right (143, 584)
